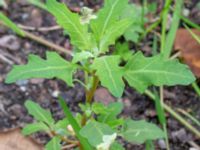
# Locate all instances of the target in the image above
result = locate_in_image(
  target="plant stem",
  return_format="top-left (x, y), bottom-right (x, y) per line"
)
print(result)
top-left (145, 90), bottom-right (200, 138)
top-left (86, 75), bottom-right (99, 103)
top-left (81, 75), bottom-right (99, 126)
top-left (51, 130), bottom-right (79, 145)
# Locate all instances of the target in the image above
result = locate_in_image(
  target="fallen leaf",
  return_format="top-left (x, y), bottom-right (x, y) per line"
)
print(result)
top-left (0, 128), bottom-right (43, 150)
top-left (174, 28), bottom-right (200, 77)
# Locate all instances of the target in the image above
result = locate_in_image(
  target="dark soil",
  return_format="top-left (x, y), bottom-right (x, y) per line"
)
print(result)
top-left (0, 0), bottom-right (199, 150)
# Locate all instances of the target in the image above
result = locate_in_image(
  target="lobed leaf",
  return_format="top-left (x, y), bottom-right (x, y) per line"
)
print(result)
top-left (91, 0), bottom-right (128, 42)
top-left (46, 0), bottom-right (93, 51)
top-left (92, 56), bottom-right (125, 97)
top-left (121, 120), bottom-right (165, 144)
top-left (99, 19), bottom-right (133, 53)
top-left (6, 52), bottom-right (76, 86)
top-left (24, 100), bottom-right (54, 126)
top-left (124, 52), bottom-right (195, 92)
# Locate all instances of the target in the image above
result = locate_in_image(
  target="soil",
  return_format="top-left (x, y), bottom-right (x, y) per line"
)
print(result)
top-left (0, 0), bottom-right (200, 150)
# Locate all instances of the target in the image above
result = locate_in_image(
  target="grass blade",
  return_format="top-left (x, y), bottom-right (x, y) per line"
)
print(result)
top-left (162, 0), bottom-right (183, 58)
top-left (58, 96), bottom-right (93, 150)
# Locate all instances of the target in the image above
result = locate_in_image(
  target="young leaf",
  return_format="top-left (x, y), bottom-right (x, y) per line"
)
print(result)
top-left (46, 0), bottom-right (93, 51)
top-left (0, 12), bottom-right (25, 36)
top-left (72, 51), bottom-right (94, 63)
top-left (121, 4), bottom-right (146, 43)
top-left (91, 0), bottom-right (128, 42)
top-left (113, 42), bottom-right (133, 61)
top-left (121, 120), bottom-right (165, 144)
top-left (45, 137), bottom-right (61, 150)
top-left (80, 121), bottom-right (115, 147)
top-left (22, 122), bottom-right (49, 136)
top-left (92, 56), bottom-right (124, 97)
top-left (6, 52), bottom-right (76, 86)
top-left (124, 52), bottom-right (195, 93)
top-left (24, 100), bottom-right (54, 126)
top-left (98, 102), bottom-right (123, 123)
top-left (99, 19), bottom-right (133, 53)
top-left (54, 118), bottom-right (69, 136)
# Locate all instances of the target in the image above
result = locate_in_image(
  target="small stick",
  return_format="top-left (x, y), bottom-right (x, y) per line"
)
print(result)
top-left (23, 30), bottom-right (72, 56)
top-left (62, 144), bottom-right (77, 150)
top-left (188, 141), bottom-right (200, 150)
top-left (0, 53), bottom-right (13, 65)
top-left (18, 24), bottom-right (61, 32)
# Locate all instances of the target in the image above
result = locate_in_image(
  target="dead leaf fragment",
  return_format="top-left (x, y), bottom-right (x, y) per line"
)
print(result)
top-left (0, 128), bottom-right (43, 150)
top-left (174, 28), bottom-right (200, 77)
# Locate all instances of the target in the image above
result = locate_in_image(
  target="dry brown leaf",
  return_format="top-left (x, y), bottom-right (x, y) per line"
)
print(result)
top-left (174, 28), bottom-right (200, 77)
top-left (0, 128), bottom-right (43, 150)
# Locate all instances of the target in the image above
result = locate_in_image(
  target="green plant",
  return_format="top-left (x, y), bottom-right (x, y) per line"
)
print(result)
top-left (4, 0), bottom-right (196, 150)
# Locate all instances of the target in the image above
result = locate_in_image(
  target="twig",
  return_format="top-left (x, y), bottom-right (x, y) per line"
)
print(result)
top-left (18, 24), bottom-right (61, 32)
top-left (0, 21), bottom-right (72, 56)
top-left (23, 30), bottom-right (72, 56)
top-left (188, 141), bottom-right (200, 150)
top-left (145, 90), bottom-right (200, 138)
top-left (62, 144), bottom-right (77, 150)
top-left (170, 51), bottom-right (181, 59)
top-left (0, 53), bottom-right (13, 65)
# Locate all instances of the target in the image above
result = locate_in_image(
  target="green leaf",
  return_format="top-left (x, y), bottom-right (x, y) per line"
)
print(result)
top-left (6, 52), bottom-right (76, 86)
top-left (72, 51), bottom-right (94, 63)
top-left (80, 121), bottom-right (115, 147)
top-left (98, 102), bottom-right (123, 123)
top-left (45, 137), bottom-right (61, 150)
top-left (0, 12), bottom-right (25, 36)
top-left (113, 42), bottom-right (133, 61)
top-left (54, 118), bottom-right (69, 136)
top-left (99, 19), bottom-right (133, 53)
top-left (58, 96), bottom-right (93, 150)
top-left (46, 0), bottom-right (93, 51)
top-left (121, 4), bottom-right (146, 43)
top-left (24, 100), bottom-right (54, 126)
top-left (91, 0), bottom-right (128, 42)
top-left (121, 120), bottom-right (165, 144)
top-left (92, 56), bottom-right (124, 97)
top-left (22, 122), bottom-right (49, 135)
top-left (124, 52), bottom-right (195, 93)
top-left (110, 142), bottom-right (125, 150)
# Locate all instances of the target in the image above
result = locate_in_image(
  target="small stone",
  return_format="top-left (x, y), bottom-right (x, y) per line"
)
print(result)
top-left (0, 35), bottom-right (20, 51)
top-left (8, 104), bottom-right (23, 118)
top-left (94, 88), bottom-right (115, 105)
top-left (52, 90), bottom-right (60, 98)
top-left (20, 86), bottom-right (27, 92)
top-left (158, 139), bottom-right (166, 149)
top-left (189, 148), bottom-right (197, 150)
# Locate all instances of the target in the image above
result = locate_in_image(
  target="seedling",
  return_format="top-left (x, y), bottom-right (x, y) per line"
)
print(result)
top-left (4, 0), bottom-right (195, 150)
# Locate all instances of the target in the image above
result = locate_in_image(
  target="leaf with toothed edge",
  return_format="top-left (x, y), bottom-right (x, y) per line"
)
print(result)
top-left (6, 51), bottom-right (76, 86)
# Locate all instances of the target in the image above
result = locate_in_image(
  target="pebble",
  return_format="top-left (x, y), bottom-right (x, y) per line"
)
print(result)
top-left (158, 139), bottom-right (167, 149)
